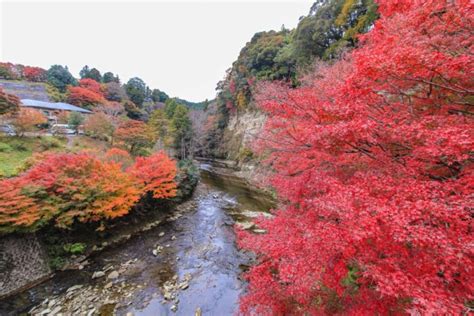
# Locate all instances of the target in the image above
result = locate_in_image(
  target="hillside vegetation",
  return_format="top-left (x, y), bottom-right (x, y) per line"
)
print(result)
top-left (233, 0), bottom-right (473, 314)
top-left (200, 0), bottom-right (378, 160)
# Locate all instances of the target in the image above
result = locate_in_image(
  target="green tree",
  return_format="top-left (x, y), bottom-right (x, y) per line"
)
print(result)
top-left (47, 65), bottom-right (77, 92)
top-left (169, 104), bottom-right (192, 158)
top-left (87, 68), bottom-right (102, 82)
top-left (125, 77), bottom-right (147, 107)
top-left (148, 109), bottom-right (171, 149)
top-left (103, 72), bottom-right (120, 83)
top-left (151, 89), bottom-right (169, 102)
top-left (80, 65), bottom-right (102, 82)
top-left (164, 99), bottom-right (179, 118)
top-left (292, 0), bottom-right (377, 64)
top-left (79, 65), bottom-right (90, 79)
top-left (68, 112), bottom-right (84, 134)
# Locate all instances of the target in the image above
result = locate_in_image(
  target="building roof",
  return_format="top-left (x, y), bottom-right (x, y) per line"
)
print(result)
top-left (21, 99), bottom-right (92, 114)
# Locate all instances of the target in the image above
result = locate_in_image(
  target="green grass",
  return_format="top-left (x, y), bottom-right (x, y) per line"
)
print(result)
top-left (0, 136), bottom-right (67, 177)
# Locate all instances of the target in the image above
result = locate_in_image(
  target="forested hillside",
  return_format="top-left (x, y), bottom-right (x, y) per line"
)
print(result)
top-left (200, 0), bottom-right (378, 160)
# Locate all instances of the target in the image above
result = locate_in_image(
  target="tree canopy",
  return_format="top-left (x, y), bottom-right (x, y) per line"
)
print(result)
top-left (47, 65), bottom-right (77, 92)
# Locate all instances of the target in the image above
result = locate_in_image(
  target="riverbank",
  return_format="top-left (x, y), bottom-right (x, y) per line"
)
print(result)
top-left (0, 162), bottom-right (275, 315)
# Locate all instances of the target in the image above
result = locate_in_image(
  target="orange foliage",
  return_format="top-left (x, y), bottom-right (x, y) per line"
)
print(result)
top-left (67, 86), bottom-right (106, 109)
top-left (129, 152), bottom-right (177, 199)
top-left (78, 78), bottom-right (104, 95)
top-left (0, 150), bottom-right (178, 233)
top-left (104, 148), bottom-right (133, 169)
top-left (0, 153), bottom-right (141, 232)
top-left (0, 88), bottom-right (21, 115)
top-left (114, 120), bottom-right (155, 155)
top-left (12, 108), bottom-right (47, 136)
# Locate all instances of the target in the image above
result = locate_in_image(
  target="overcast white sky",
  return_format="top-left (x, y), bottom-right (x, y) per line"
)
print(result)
top-left (0, 0), bottom-right (312, 102)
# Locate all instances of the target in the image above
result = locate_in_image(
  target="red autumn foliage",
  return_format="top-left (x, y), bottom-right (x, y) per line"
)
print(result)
top-left (129, 152), bottom-right (177, 199)
top-left (79, 78), bottom-right (105, 95)
top-left (67, 86), bottom-right (106, 108)
top-left (239, 1), bottom-right (473, 315)
top-left (23, 66), bottom-right (47, 82)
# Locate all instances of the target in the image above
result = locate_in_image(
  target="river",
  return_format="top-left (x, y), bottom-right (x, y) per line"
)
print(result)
top-left (0, 162), bottom-right (274, 315)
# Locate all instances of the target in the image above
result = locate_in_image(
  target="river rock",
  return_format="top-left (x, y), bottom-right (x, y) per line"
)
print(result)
top-left (66, 284), bottom-right (83, 292)
top-left (237, 221), bottom-right (254, 230)
top-left (87, 308), bottom-right (96, 316)
top-left (104, 282), bottom-right (113, 289)
top-left (50, 306), bottom-right (62, 315)
top-left (159, 232), bottom-right (165, 237)
top-left (92, 271), bottom-right (105, 279)
top-left (107, 271), bottom-right (119, 279)
top-left (171, 235), bottom-right (177, 240)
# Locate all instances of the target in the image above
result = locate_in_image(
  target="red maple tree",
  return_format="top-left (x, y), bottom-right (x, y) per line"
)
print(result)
top-left (67, 86), bottom-right (106, 109)
top-left (239, 1), bottom-right (473, 314)
top-left (23, 66), bottom-right (47, 82)
top-left (129, 152), bottom-right (177, 199)
top-left (78, 78), bottom-right (105, 95)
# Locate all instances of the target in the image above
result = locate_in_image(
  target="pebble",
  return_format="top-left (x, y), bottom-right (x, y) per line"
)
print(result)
top-left (107, 271), bottom-right (119, 279)
top-left (66, 284), bottom-right (83, 292)
top-left (159, 232), bottom-right (165, 237)
top-left (195, 307), bottom-right (202, 316)
top-left (104, 282), bottom-right (113, 289)
top-left (92, 271), bottom-right (105, 279)
top-left (170, 305), bottom-right (178, 312)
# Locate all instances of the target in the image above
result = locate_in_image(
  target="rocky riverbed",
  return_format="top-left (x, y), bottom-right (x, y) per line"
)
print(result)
top-left (1, 163), bottom-right (275, 315)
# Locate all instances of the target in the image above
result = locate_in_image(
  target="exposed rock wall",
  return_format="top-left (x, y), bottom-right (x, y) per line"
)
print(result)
top-left (0, 234), bottom-right (51, 298)
top-left (219, 109), bottom-right (266, 160)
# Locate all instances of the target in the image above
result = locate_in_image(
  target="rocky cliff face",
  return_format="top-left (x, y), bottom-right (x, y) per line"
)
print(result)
top-left (219, 109), bottom-right (266, 161)
top-left (199, 105), bottom-right (270, 187)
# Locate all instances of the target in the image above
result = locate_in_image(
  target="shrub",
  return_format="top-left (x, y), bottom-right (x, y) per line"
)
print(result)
top-left (63, 242), bottom-right (86, 255)
top-left (8, 140), bottom-right (28, 151)
top-left (0, 142), bottom-right (12, 152)
top-left (39, 137), bottom-right (63, 151)
top-left (0, 151), bottom-right (179, 234)
top-left (238, 147), bottom-right (254, 163)
top-left (0, 153), bottom-right (141, 233)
